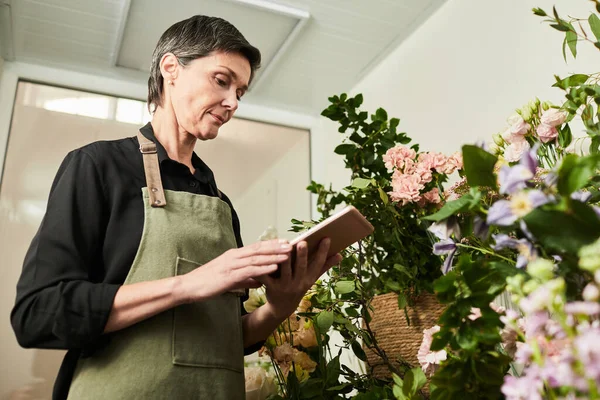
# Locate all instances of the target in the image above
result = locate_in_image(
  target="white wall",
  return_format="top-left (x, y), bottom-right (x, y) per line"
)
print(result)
top-left (234, 134), bottom-right (311, 245)
top-left (310, 0), bottom-right (600, 200)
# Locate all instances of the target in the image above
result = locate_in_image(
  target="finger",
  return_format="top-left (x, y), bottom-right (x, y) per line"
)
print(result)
top-left (309, 238), bottom-right (331, 273)
top-left (237, 239), bottom-right (293, 258)
top-left (233, 254), bottom-right (290, 269)
top-left (293, 241), bottom-right (308, 279)
top-left (319, 253), bottom-right (343, 276)
top-left (238, 264), bottom-right (279, 282)
top-left (252, 273), bottom-right (275, 287)
top-left (280, 253), bottom-right (292, 282)
top-left (231, 278), bottom-right (263, 290)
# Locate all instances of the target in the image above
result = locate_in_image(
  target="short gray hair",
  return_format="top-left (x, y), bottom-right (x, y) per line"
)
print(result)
top-left (147, 15), bottom-right (261, 112)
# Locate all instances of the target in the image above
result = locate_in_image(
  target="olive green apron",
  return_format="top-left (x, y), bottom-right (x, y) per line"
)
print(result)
top-left (67, 132), bottom-right (246, 399)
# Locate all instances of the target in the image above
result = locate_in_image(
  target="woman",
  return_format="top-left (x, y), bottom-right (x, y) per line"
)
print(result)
top-left (11, 15), bottom-right (341, 399)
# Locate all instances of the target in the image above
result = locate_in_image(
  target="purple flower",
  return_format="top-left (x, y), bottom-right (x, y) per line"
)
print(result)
top-left (571, 191), bottom-right (592, 202)
top-left (501, 373), bottom-right (543, 400)
top-left (499, 146), bottom-right (538, 195)
top-left (428, 219), bottom-right (460, 240)
top-left (523, 311), bottom-right (549, 337)
top-left (564, 301), bottom-right (600, 316)
top-left (473, 216), bottom-right (489, 240)
top-left (520, 220), bottom-right (534, 241)
top-left (574, 327), bottom-right (600, 381)
top-left (491, 233), bottom-right (536, 268)
top-left (544, 171), bottom-right (558, 187)
top-left (433, 239), bottom-right (456, 255)
top-left (487, 190), bottom-right (552, 226)
top-left (594, 206), bottom-right (600, 219)
top-left (433, 239), bottom-right (457, 275)
top-left (499, 165), bottom-right (534, 195)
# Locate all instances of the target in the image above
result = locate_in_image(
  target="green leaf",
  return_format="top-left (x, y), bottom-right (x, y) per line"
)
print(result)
top-left (532, 7), bottom-right (547, 17)
top-left (334, 144), bottom-right (355, 155)
top-left (351, 340), bottom-right (367, 362)
top-left (423, 194), bottom-right (474, 221)
top-left (590, 14), bottom-right (600, 41)
top-left (557, 154), bottom-right (600, 196)
top-left (403, 368), bottom-right (427, 395)
top-left (558, 124), bottom-right (573, 148)
top-left (334, 280), bottom-right (355, 295)
top-left (397, 292), bottom-right (408, 309)
top-left (326, 355), bottom-right (340, 385)
top-left (566, 30), bottom-right (578, 58)
top-left (316, 311), bottom-right (334, 332)
top-left (345, 306), bottom-right (359, 318)
top-left (434, 271), bottom-right (457, 294)
top-left (375, 107), bottom-right (388, 121)
top-left (553, 74), bottom-right (589, 89)
top-left (392, 373), bottom-right (403, 387)
top-left (378, 187), bottom-right (389, 205)
top-left (352, 177), bottom-right (371, 189)
top-left (462, 145), bottom-right (498, 188)
top-left (524, 203), bottom-right (600, 254)
top-left (551, 23), bottom-right (571, 32)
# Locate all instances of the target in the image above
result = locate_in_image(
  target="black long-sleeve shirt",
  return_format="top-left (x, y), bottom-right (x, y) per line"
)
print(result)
top-left (11, 122), bottom-right (260, 399)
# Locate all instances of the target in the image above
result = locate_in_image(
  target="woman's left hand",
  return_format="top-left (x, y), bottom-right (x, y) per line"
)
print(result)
top-left (256, 238), bottom-right (342, 319)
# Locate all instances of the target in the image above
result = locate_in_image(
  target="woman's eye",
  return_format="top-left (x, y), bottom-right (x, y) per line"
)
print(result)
top-left (216, 78), bottom-right (227, 87)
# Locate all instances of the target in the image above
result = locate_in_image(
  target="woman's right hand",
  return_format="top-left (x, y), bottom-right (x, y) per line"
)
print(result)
top-left (177, 239), bottom-right (292, 304)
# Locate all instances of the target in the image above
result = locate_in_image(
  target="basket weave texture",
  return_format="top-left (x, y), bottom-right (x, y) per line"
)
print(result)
top-left (365, 292), bottom-right (446, 379)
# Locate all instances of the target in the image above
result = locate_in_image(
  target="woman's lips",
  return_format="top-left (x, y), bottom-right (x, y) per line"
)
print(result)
top-left (209, 113), bottom-right (224, 125)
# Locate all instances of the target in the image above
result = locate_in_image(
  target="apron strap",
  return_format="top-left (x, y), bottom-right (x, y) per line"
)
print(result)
top-left (137, 131), bottom-right (167, 208)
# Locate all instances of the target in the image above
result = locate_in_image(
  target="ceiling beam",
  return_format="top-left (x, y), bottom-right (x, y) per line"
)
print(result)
top-left (110, 0), bottom-right (133, 67)
top-left (0, 0), bottom-right (14, 61)
top-left (224, 0), bottom-right (310, 92)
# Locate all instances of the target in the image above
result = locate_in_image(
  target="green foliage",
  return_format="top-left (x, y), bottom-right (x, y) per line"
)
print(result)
top-left (308, 93), bottom-right (444, 299)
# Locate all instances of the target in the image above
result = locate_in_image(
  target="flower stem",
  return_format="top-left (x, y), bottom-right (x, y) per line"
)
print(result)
top-left (455, 243), bottom-right (517, 265)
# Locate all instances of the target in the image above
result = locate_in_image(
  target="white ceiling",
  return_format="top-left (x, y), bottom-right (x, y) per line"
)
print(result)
top-left (2, 0), bottom-right (447, 116)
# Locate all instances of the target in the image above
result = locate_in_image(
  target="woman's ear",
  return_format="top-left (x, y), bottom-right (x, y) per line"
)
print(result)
top-left (160, 53), bottom-right (179, 82)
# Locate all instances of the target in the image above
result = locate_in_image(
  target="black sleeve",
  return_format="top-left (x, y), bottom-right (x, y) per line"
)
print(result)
top-left (11, 149), bottom-right (120, 350)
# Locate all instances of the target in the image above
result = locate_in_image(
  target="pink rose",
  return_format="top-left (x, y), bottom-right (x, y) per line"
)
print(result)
top-left (502, 127), bottom-right (516, 144)
top-left (510, 118), bottom-right (531, 136)
top-left (504, 139), bottom-right (531, 162)
top-left (540, 109), bottom-right (567, 127)
top-left (536, 123), bottom-right (559, 143)
top-left (389, 172), bottom-right (423, 205)
top-left (383, 145), bottom-right (416, 171)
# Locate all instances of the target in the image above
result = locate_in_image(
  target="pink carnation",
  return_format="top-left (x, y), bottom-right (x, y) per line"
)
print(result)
top-left (389, 171), bottom-right (423, 205)
top-left (439, 152), bottom-right (463, 174)
top-left (383, 145), bottom-right (416, 171)
top-left (536, 123), bottom-right (559, 143)
top-left (414, 167), bottom-right (433, 184)
top-left (417, 325), bottom-right (447, 376)
top-left (540, 109), bottom-right (567, 127)
top-left (423, 188), bottom-right (441, 204)
top-left (419, 152), bottom-right (447, 172)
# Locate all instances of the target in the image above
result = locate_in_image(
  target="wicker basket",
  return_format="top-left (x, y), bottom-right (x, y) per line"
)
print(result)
top-left (364, 292), bottom-right (446, 379)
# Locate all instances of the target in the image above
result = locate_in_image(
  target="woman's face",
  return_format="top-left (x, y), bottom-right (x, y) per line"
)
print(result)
top-left (162, 51), bottom-right (251, 141)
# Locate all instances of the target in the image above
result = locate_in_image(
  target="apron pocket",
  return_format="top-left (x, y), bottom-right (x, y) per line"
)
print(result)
top-left (172, 257), bottom-right (245, 372)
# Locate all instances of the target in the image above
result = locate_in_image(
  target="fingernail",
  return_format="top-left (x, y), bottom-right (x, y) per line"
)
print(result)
top-left (281, 244), bottom-right (292, 250)
top-left (278, 239), bottom-right (289, 244)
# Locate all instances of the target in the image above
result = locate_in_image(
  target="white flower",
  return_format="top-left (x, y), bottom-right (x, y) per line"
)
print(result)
top-left (258, 225), bottom-right (279, 241)
top-left (504, 139), bottom-right (531, 162)
top-left (244, 287), bottom-right (267, 313)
